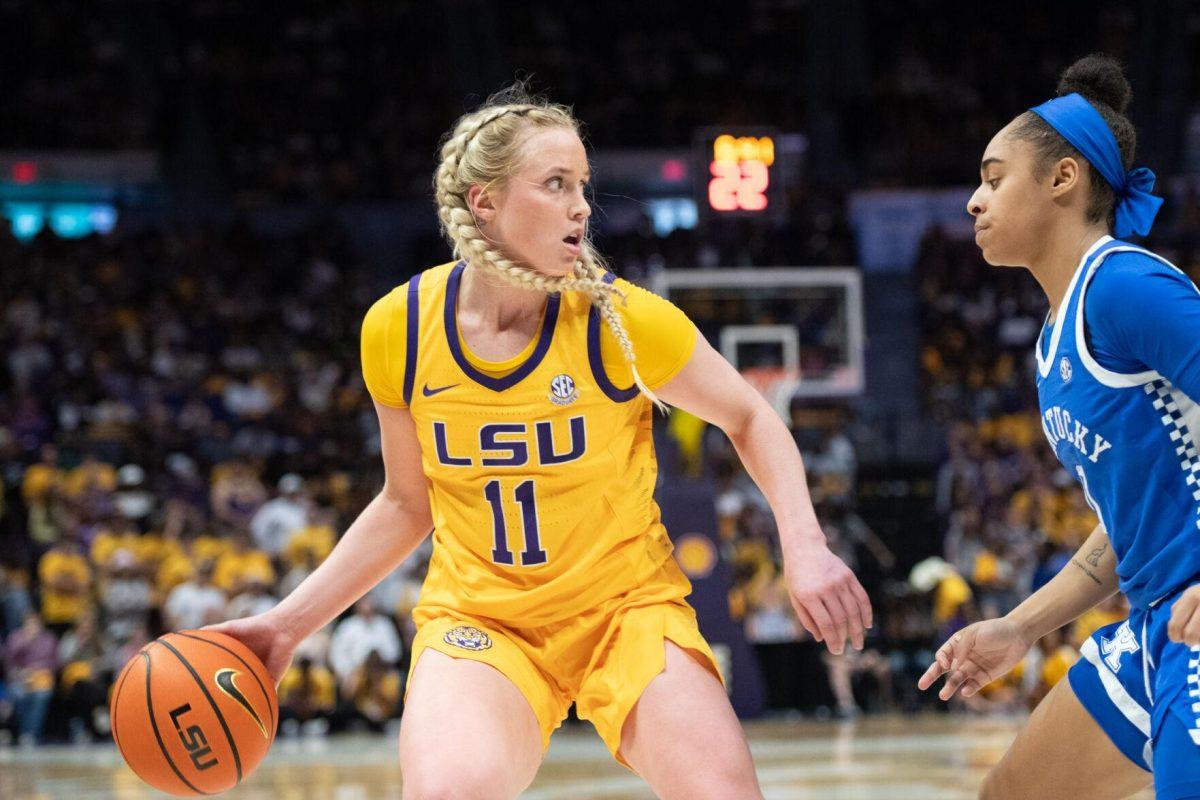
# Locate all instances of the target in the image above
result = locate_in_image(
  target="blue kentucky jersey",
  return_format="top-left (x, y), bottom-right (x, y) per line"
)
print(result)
top-left (1036, 235), bottom-right (1200, 610)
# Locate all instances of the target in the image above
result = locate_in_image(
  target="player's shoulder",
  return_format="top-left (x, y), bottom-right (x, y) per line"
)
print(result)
top-left (1092, 246), bottom-right (1195, 306)
top-left (415, 260), bottom-right (460, 288)
top-left (607, 273), bottom-right (678, 313)
top-left (365, 262), bottom-right (458, 320)
top-left (1101, 245), bottom-right (1182, 280)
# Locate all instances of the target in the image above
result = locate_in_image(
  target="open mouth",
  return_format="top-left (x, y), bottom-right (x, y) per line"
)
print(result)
top-left (563, 234), bottom-right (581, 246)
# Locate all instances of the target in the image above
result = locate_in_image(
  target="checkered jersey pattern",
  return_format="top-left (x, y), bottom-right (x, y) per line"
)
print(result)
top-left (1189, 647), bottom-right (1200, 745)
top-left (1145, 379), bottom-right (1200, 503)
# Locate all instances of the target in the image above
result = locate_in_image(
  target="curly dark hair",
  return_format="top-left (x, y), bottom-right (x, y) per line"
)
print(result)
top-left (1008, 54), bottom-right (1138, 231)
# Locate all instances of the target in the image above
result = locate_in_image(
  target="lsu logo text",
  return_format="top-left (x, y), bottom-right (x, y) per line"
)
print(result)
top-left (168, 703), bottom-right (218, 771)
top-left (433, 416), bottom-right (586, 468)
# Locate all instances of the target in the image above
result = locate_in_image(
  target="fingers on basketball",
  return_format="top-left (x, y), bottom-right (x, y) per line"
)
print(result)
top-left (111, 630), bottom-right (279, 796)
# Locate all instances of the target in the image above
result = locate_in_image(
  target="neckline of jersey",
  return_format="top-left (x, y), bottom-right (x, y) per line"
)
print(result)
top-left (443, 261), bottom-right (561, 392)
top-left (1036, 234), bottom-right (1113, 377)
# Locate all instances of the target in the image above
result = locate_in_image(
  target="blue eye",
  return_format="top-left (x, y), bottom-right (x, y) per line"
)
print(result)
top-left (547, 177), bottom-right (564, 190)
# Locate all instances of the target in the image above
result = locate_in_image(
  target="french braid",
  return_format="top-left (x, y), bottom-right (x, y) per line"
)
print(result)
top-left (433, 90), bottom-right (665, 410)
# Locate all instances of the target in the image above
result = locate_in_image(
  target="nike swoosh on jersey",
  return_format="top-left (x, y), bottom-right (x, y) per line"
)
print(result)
top-left (214, 668), bottom-right (268, 739)
top-left (422, 383), bottom-right (459, 397)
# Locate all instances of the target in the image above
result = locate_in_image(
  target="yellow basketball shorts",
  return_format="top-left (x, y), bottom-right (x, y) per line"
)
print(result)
top-left (406, 560), bottom-right (723, 768)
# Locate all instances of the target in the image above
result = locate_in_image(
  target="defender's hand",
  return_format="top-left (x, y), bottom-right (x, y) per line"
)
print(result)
top-left (918, 618), bottom-right (1032, 700)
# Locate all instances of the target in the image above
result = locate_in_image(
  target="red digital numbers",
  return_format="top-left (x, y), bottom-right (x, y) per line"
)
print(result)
top-left (706, 135), bottom-right (773, 213)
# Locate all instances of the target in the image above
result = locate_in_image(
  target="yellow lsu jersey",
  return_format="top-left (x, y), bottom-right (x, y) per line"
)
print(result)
top-left (361, 261), bottom-right (698, 626)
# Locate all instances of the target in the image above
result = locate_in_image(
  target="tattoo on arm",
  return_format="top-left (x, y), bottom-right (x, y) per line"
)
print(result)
top-left (1085, 542), bottom-right (1107, 568)
top-left (1071, 558), bottom-right (1102, 586)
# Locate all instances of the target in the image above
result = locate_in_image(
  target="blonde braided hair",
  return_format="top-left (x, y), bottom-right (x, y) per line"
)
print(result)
top-left (433, 87), bottom-right (665, 411)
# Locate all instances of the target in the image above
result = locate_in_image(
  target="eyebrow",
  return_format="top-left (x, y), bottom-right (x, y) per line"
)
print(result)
top-left (546, 167), bottom-right (591, 180)
top-left (980, 157), bottom-right (1005, 172)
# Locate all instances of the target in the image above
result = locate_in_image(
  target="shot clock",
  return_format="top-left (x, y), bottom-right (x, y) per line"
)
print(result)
top-left (693, 127), bottom-right (786, 220)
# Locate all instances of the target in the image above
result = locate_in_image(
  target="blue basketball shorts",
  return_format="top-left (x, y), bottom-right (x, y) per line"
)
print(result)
top-left (1068, 585), bottom-right (1200, 798)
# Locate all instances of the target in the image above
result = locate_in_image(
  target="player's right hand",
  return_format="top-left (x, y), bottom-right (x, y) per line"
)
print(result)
top-left (203, 614), bottom-right (297, 686)
top-left (917, 617), bottom-right (1031, 700)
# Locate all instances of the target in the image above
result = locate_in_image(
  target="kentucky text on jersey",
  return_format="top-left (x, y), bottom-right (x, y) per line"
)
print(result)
top-left (1040, 406), bottom-right (1113, 464)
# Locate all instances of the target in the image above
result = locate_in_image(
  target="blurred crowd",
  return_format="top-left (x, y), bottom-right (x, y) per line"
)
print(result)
top-left (0, 223), bottom-right (430, 743)
top-left (7, 0), bottom-right (1167, 200)
top-left (0, 2), bottom-right (153, 150)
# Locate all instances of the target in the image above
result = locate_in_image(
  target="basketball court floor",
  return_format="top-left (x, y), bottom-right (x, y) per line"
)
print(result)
top-left (0, 714), bottom-right (1156, 799)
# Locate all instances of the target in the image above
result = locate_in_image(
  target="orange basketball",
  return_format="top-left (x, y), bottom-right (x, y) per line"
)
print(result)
top-left (110, 630), bottom-right (278, 796)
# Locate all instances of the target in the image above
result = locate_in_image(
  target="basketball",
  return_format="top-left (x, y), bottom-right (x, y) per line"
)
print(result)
top-left (110, 630), bottom-right (278, 796)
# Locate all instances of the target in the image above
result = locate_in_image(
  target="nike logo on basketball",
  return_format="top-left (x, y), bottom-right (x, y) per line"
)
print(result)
top-left (214, 668), bottom-right (268, 739)
top-left (422, 383), bottom-right (458, 397)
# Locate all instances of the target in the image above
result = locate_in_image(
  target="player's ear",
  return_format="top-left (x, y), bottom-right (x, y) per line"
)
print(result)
top-left (467, 183), bottom-right (497, 227)
top-left (1048, 156), bottom-right (1081, 199)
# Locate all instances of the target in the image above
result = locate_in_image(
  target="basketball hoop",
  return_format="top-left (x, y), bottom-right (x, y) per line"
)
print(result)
top-left (739, 366), bottom-right (801, 421)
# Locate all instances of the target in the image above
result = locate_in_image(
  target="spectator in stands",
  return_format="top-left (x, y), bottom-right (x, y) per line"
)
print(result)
top-left (328, 597), bottom-right (401, 692)
top-left (97, 547), bottom-right (154, 653)
top-left (278, 656), bottom-right (336, 737)
top-left (280, 505), bottom-right (337, 580)
top-left (212, 528), bottom-right (275, 596)
top-left (21, 444), bottom-right (62, 550)
top-left (37, 536), bottom-right (90, 636)
top-left (251, 473), bottom-right (310, 557)
top-left (279, 548), bottom-right (320, 602)
top-left (226, 574), bottom-right (278, 620)
top-left (210, 462), bottom-right (267, 530)
top-left (1024, 626), bottom-right (1078, 710)
top-left (56, 612), bottom-right (109, 741)
top-left (823, 647), bottom-right (895, 718)
top-left (340, 650), bottom-right (401, 733)
top-left (164, 559), bottom-right (226, 632)
top-left (369, 543), bottom-right (430, 651)
top-left (107, 622), bottom-right (151, 678)
top-left (113, 464), bottom-right (155, 529)
top-left (0, 566), bottom-right (33, 640)
top-left (3, 610), bottom-right (57, 744)
top-left (745, 573), bottom-right (805, 714)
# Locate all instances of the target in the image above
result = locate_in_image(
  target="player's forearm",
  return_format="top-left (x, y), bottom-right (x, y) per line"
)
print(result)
top-left (1006, 524), bottom-right (1118, 644)
top-left (726, 404), bottom-right (825, 553)
top-left (265, 491), bottom-right (432, 644)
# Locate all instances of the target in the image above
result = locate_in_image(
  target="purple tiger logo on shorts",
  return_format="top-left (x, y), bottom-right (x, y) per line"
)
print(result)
top-left (443, 625), bottom-right (493, 651)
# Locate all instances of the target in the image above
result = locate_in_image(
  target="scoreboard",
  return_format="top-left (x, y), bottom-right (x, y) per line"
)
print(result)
top-left (693, 127), bottom-right (786, 219)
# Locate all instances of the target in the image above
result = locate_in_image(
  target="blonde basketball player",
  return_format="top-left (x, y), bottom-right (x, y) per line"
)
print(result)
top-left (211, 86), bottom-right (872, 800)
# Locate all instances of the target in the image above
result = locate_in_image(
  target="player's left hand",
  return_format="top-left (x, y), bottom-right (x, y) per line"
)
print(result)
top-left (1168, 584), bottom-right (1200, 645)
top-left (784, 543), bottom-right (873, 655)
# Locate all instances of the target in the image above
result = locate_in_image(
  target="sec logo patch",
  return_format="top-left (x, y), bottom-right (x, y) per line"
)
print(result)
top-left (1060, 356), bottom-right (1073, 383)
top-left (549, 373), bottom-right (579, 406)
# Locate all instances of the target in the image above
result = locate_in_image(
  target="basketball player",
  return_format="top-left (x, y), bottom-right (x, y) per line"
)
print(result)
top-left (919, 55), bottom-right (1200, 799)
top-left (211, 87), bottom-right (872, 800)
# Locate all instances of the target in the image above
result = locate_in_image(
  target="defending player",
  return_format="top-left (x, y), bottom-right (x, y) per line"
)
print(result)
top-left (210, 86), bottom-right (872, 800)
top-left (919, 55), bottom-right (1200, 799)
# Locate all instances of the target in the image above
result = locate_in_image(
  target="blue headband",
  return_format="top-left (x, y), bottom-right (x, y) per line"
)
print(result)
top-left (1029, 92), bottom-right (1163, 238)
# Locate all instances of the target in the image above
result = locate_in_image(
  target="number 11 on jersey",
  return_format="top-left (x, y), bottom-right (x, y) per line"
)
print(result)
top-left (484, 479), bottom-right (547, 566)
